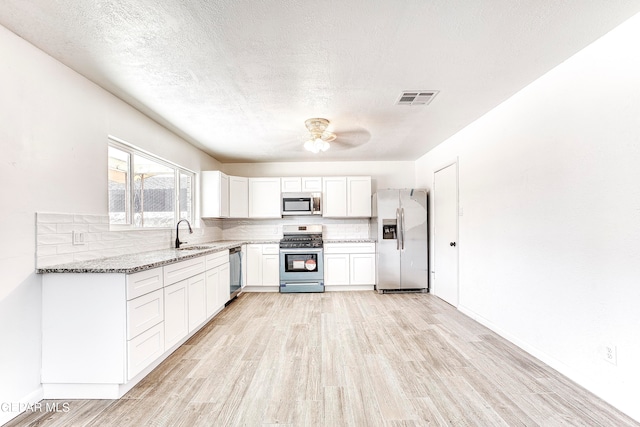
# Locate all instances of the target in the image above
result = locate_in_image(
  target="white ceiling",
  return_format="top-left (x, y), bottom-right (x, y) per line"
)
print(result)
top-left (2, 1), bottom-right (639, 163)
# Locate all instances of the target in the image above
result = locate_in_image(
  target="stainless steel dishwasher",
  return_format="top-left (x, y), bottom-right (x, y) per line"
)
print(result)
top-left (228, 246), bottom-right (242, 301)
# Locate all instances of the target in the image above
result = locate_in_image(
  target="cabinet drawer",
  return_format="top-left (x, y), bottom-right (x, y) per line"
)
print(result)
top-left (324, 242), bottom-right (376, 254)
top-left (126, 267), bottom-right (163, 300)
top-left (127, 322), bottom-right (164, 380)
top-left (163, 256), bottom-right (206, 285)
top-left (127, 289), bottom-right (164, 339)
top-left (262, 244), bottom-right (280, 255)
top-left (206, 250), bottom-right (229, 270)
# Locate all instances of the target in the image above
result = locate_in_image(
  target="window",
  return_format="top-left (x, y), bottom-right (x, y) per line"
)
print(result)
top-left (108, 139), bottom-right (195, 228)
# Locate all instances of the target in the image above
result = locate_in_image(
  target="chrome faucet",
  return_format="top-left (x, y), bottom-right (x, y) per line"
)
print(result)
top-left (175, 219), bottom-right (193, 248)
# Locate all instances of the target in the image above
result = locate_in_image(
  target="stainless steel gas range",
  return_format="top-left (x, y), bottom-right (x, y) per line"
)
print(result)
top-left (279, 225), bottom-right (324, 293)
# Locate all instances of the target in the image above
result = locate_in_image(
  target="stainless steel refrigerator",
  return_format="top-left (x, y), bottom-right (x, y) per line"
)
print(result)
top-left (372, 189), bottom-right (428, 291)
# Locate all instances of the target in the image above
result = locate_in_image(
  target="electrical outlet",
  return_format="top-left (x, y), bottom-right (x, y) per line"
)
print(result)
top-left (603, 343), bottom-right (617, 365)
top-left (72, 231), bottom-right (86, 245)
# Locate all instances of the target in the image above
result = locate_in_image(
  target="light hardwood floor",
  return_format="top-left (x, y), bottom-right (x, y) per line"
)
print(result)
top-left (7, 292), bottom-right (639, 426)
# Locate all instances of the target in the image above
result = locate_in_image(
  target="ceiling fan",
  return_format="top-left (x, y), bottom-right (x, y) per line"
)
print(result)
top-left (303, 118), bottom-right (336, 153)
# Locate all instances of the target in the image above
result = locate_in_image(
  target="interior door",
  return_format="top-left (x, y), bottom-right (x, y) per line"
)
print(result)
top-left (433, 163), bottom-right (459, 306)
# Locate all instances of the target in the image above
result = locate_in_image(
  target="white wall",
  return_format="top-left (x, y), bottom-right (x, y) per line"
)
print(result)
top-left (222, 160), bottom-right (415, 192)
top-left (0, 25), bottom-right (220, 424)
top-left (415, 13), bottom-right (640, 421)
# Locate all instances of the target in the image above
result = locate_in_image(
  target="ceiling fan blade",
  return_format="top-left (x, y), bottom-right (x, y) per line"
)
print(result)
top-left (332, 129), bottom-right (371, 148)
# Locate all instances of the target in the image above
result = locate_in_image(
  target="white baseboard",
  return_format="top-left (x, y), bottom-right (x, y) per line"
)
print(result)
top-left (0, 386), bottom-right (44, 426)
top-left (457, 304), bottom-right (638, 423)
top-left (325, 285), bottom-right (374, 291)
top-left (457, 304), bottom-right (572, 374)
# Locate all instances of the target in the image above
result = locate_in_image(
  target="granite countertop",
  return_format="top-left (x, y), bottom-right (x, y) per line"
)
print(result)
top-left (37, 240), bottom-right (246, 274)
top-left (37, 238), bottom-right (374, 274)
top-left (323, 239), bottom-right (377, 243)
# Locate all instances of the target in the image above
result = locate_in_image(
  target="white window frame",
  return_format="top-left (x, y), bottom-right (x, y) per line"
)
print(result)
top-left (108, 136), bottom-right (196, 229)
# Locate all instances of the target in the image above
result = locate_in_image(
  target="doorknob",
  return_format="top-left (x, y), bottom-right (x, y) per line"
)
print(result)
top-left (450, 242), bottom-right (456, 247)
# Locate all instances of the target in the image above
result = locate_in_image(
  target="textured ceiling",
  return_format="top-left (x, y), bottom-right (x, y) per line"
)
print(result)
top-left (1, 1), bottom-right (639, 163)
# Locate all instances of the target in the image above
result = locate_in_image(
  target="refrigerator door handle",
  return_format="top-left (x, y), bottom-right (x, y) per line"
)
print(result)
top-left (401, 207), bottom-right (406, 250)
top-left (396, 207), bottom-right (401, 250)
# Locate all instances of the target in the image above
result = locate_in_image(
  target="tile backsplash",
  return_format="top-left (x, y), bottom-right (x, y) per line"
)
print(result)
top-left (36, 212), bottom-right (368, 268)
top-left (36, 213), bottom-right (222, 268)
top-left (221, 216), bottom-right (370, 241)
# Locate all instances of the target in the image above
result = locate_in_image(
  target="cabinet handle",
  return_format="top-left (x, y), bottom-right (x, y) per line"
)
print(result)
top-left (450, 242), bottom-right (456, 247)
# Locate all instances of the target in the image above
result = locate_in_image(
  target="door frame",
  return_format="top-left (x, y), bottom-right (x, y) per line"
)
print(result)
top-left (432, 160), bottom-right (459, 306)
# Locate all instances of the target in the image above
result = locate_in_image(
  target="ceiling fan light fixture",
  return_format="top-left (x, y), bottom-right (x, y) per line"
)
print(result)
top-left (304, 118), bottom-right (334, 153)
top-left (304, 137), bottom-right (330, 153)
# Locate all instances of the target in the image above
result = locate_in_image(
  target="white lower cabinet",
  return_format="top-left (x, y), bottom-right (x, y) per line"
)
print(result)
top-left (164, 280), bottom-right (189, 349)
top-left (127, 323), bottom-right (164, 381)
top-left (188, 273), bottom-right (207, 332)
top-left (324, 253), bottom-right (350, 285)
top-left (205, 250), bottom-right (230, 317)
top-left (350, 253), bottom-right (376, 285)
top-left (324, 243), bottom-right (376, 289)
top-left (245, 243), bottom-right (280, 289)
top-left (263, 253), bottom-right (280, 286)
top-left (217, 263), bottom-right (231, 307)
top-left (246, 244), bottom-right (263, 287)
top-left (41, 249), bottom-right (232, 400)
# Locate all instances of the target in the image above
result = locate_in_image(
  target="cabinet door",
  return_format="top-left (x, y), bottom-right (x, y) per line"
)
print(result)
top-left (201, 171), bottom-right (229, 218)
top-left (245, 244), bottom-right (263, 286)
top-left (350, 253), bottom-right (376, 285)
top-left (188, 273), bottom-right (207, 332)
top-left (249, 178), bottom-right (281, 218)
top-left (127, 323), bottom-right (164, 381)
top-left (218, 263), bottom-right (230, 304)
top-left (229, 176), bottom-right (249, 218)
top-left (262, 254), bottom-right (280, 286)
top-left (347, 176), bottom-right (372, 217)
top-left (220, 174), bottom-right (230, 217)
top-left (324, 253), bottom-right (350, 286)
top-left (164, 280), bottom-right (189, 349)
top-left (205, 267), bottom-right (221, 318)
top-left (323, 177), bottom-right (347, 217)
top-left (302, 177), bottom-right (322, 193)
top-left (281, 177), bottom-right (302, 192)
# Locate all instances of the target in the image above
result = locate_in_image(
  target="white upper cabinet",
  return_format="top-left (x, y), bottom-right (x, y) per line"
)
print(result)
top-left (249, 177), bottom-right (281, 218)
top-left (229, 176), bottom-right (249, 218)
top-left (201, 171), bottom-right (229, 218)
top-left (203, 173), bottom-right (368, 219)
top-left (281, 177), bottom-right (322, 193)
top-left (323, 177), bottom-right (348, 217)
top-left (323, 176), bottom-right (371, 218)
top-left (347, 176), bottom-right (372, 217)
top-left (281, 177), bottom-right (302, 193)
top-left (302, 177), bottom-right (322, 192)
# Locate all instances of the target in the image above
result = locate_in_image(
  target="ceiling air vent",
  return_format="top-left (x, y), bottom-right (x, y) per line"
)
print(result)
top-left (397, 90), bottom-right (439, 106)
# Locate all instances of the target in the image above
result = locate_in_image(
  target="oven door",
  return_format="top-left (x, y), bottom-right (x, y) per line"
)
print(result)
top-left (279, 248), bottom-right (324, 282)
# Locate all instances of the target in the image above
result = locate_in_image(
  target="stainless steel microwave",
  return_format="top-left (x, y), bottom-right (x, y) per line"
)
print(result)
top-left (281, 192), bottom-right (322, 216)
